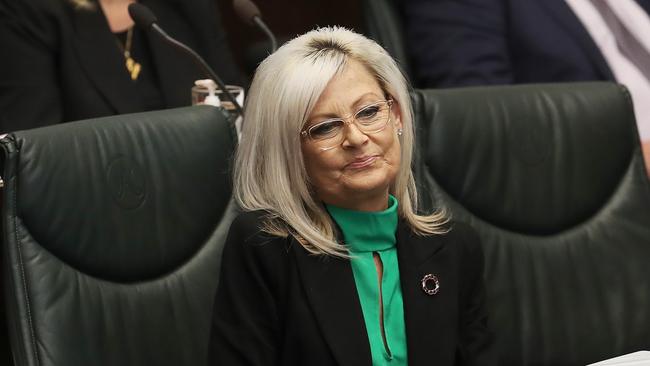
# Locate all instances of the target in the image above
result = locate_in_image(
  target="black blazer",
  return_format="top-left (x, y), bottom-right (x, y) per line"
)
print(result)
top-left (209, 211), bottom-right (494, 366)
top-left (403, 0), bottom-right (650, 88)
top-left (0, 0), bottom-right (242, 132)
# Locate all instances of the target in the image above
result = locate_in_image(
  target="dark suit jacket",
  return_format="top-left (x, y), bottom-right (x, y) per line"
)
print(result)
top-left (209, 211), bottom-right (494, 366)
top-left (403, 0), bottom-right (650, 88)
top-left (0, 0), bottom-right (242, 132)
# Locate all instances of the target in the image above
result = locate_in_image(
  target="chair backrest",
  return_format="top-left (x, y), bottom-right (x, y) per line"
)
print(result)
top-left (361, 0), bottom-right (412, 80)
top-left (1, 106), bottom-right (238, 366)
top-left (411, 82), bottom-right (650, 366)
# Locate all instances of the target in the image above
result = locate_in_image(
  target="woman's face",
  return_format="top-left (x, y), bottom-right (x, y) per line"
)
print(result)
top-left (301, 59), bottom-right (402, 212)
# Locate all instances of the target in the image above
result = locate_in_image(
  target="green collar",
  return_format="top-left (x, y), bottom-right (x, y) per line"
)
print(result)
top-left (326, 195), bottom-right (398, 253)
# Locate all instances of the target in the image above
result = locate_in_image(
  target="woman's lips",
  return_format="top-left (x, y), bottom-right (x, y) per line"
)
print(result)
top-left (346, 155), bottom-right (378, 169)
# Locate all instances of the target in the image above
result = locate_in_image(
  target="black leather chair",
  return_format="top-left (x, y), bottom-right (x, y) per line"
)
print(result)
top-left (1, 106), bottom-right (238, 366)
top-left (412, 82), bottom-right (650, 365)
top-left (361, 0), bottom-right (412, 81)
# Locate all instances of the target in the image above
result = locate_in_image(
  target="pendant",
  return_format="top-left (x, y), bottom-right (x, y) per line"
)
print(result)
top-left (125, 56), bottom-right (141, 81)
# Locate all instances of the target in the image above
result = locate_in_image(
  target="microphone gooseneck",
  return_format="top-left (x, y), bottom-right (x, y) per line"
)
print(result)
top-left (233, 0), bottom-right (278, 52)
top-left (252, 17), bottom-right (277, 53)
top-left (128, 3), bottom-right (244, 117)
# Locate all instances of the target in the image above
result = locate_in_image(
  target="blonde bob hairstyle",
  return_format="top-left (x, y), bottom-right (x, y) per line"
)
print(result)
top-left (234, 26), bottom-right (447, 257)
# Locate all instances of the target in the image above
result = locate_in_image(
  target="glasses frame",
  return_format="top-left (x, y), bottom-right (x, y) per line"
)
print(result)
top-left (300, 99), bottom-right (394, 150)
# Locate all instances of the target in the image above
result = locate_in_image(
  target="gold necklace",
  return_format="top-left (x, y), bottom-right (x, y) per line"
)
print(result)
top-left (117, 27), bottom-right (141, 81)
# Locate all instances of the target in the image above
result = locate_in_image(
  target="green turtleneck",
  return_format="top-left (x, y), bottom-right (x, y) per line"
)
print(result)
top-left (326, 195), bottom-right (407, 366)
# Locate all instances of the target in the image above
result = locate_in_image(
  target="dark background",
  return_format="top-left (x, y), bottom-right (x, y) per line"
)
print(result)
top-left (218, 0), bottom-right (363, 78)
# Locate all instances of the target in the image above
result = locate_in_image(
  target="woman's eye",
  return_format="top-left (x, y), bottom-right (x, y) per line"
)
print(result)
top-left (310, 121), bottom-right (342, 138)
top-left (356, 105), bottom-right (380, 120)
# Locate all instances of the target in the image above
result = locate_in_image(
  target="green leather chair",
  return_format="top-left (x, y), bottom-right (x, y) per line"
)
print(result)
top-left (1, 106), bottom-right (238, 366)
top-left (412, 82), bottom-right (650, 365)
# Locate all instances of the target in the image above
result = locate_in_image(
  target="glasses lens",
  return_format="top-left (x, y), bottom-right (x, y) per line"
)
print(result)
top-left (355, 102), bottom-right (390, 133)
top-left (309, 119), bottom-right (345, 140)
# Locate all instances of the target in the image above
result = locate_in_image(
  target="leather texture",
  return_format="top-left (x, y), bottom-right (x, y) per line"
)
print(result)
top-left (361, 0), bottom-right (412, 80)
top-left (1, 106), bottom-right (238, 366)
top-left (411, 82), bottom-right (650, 365)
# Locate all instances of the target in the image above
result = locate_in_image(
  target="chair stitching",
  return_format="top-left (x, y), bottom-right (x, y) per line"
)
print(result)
top-left (12, 179), bottom-right (40, 365)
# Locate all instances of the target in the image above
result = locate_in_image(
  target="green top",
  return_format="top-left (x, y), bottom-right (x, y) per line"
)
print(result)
top-left (326, 195), bottom-right (408, 366)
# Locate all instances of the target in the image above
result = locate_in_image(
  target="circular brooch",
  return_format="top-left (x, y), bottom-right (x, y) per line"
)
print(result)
top-left (421, 273), bottom-right (440, 296)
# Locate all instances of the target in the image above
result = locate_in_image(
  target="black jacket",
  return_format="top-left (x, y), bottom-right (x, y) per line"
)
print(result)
top-left (209, 211), bottom-right (495, 366)
top-left (403, 0), bottom-right (650, 88)
top-left (0, 0), bottom-right (242, 132)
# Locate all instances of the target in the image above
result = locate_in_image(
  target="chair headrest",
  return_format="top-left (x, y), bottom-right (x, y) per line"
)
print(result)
top-left (414, 82), bottom-right (640, 234)
top-left (4, 106), bottom-right (235, 282)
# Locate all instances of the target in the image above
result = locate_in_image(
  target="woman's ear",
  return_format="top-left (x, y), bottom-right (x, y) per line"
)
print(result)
top-left (392, 98), bottom-right (403, 131)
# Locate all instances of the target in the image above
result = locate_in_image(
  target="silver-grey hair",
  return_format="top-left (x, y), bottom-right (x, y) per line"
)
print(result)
top-left (234, 26), bottom-right (447, 257)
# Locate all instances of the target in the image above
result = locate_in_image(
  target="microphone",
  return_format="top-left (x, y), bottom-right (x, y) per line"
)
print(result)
top-left (233, 0), bottom-right (278, 52)
top-left (128, 3), bottom-right (244, 117)
top-left (128, 2), bottom-right (157, 29)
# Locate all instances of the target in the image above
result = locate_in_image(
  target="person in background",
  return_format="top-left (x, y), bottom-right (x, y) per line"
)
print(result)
top-left (403, 0), bottom-right (650, 175)
top-left (208, 27), bottom-right (494, 366)
top-left (0, 0), bottom-right (242, 132)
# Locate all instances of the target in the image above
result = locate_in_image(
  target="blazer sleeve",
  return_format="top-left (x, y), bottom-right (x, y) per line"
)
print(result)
top-left (208, 212), bottom-right (288, 366)
top-left (402, 0), bottom-right (514, 88)
top-left (454, 223), bottom-right (497, 366)
top-left (0, 0), bottom-right (63, 132)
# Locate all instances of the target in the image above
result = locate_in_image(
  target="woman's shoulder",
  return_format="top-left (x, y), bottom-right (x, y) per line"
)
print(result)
top-left (229, 210), bottom-right (277, 237)
top-left (416, 219), bottom-right (482, 259)
top-left (219, 210), bottom-right (294, 294)
top-left (444, 220), bottom-right (485, 266)
top-left (225, 210), bottom-right (293, 256)
top-left (229, 210), bottom-right (267, 230)
top-left (446, 221), bottom-right (480, 244)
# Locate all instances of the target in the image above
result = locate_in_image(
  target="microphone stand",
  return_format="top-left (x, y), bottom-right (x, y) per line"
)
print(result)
top-left (150, 24), bottom-right (245, 117)
top-left (252, 17), bottom-right (277, 52)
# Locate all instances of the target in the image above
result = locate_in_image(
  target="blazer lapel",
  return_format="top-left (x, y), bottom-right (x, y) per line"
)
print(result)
top-left (397, 222), bottom-right (458, 366)
top-left (293, 242), bottom-right (372, 366)
top-left (141, 0), bottom-right (205, 108)
top-left (539, 0), bottom-right (614, 80)
top-left (72, 6), bottom-right (142, 115)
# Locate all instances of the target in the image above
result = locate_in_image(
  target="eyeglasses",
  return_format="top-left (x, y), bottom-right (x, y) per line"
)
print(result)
top-left (301, 99), bottom-right (394, 151)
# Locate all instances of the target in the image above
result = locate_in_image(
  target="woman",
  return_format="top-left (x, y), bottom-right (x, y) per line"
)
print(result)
top-left (0, 0), bottom-right (241, 132)
top-left (209, 27), bottom-right (494, 366)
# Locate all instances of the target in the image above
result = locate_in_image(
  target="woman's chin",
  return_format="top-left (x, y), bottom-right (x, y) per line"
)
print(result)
top-left (341, 174), bottom-right (392, 197)
top-left (343, 162), bottom-right (397, 187)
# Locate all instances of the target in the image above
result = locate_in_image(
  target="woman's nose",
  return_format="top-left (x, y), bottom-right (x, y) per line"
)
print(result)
top-left (341, 122), bottom-right (369, 147)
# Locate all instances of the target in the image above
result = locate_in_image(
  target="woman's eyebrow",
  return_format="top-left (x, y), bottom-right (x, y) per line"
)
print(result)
top-left (308, 91), bottom-right (384, 121)
top-left (307, 112), bottom-right (340, 126)
top-left (351, 92), bottom-right (384, 108)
